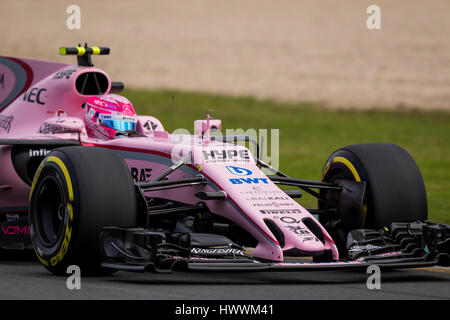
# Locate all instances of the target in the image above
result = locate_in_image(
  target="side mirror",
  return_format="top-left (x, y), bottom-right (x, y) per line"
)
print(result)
top-left (109, 82), bottom-right (124, 93)
top-left (194, 119), bottom-right (221, 138)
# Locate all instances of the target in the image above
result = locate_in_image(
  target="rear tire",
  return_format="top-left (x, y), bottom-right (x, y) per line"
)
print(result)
top-left (320, 143), bottom-right (427, 249)
top-left (29, 146), bottom-right (137, 275)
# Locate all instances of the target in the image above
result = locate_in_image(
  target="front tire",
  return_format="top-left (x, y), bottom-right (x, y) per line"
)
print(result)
top-left (29, 146), bottom-right (137, 275)
top-left (320, 143), bottom-right (427, 249)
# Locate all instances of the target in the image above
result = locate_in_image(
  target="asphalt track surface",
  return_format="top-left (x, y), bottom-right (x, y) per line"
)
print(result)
top-left (0, 253), bottom-right (449, 300)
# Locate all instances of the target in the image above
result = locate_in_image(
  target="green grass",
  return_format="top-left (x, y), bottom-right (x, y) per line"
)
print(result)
top-left (124, 88), bottom-right (450, 224)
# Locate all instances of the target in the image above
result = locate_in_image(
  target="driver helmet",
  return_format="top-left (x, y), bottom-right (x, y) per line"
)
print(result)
top-left (84, 94), bottom-right (137, 139)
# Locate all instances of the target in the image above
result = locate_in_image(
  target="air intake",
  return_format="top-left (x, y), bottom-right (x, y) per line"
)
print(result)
top-left (302, 217), bottom-right (325, 244)
top-left (75, 72), bottom-right (109, 95)
top-left (264, 219), bottom-right (285, 248)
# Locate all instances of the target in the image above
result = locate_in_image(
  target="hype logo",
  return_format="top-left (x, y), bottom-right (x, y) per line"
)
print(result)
top-left (226, 166), bottom-right (253, 176)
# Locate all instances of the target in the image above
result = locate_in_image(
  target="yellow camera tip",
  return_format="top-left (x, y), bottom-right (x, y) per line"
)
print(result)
top-left (59, 48), bottom-right (67, 55)
top-left (76, 47), bottom-right (86, 56)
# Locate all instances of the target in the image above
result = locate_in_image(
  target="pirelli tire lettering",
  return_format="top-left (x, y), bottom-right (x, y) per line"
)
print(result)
top-left (29, 146), bottom-right (137, 275)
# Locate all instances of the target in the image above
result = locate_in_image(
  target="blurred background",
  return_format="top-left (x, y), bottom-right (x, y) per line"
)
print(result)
top-left (1, 0), bottom-right (450, 110)
top-left (1, 0), bottom-right (449, 222)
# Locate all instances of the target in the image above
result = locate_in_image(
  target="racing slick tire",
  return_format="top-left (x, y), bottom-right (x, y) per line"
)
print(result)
top-left (319, 143), bottom-right (427, 250)
top-left (29, 146), bottom-right (137, 275)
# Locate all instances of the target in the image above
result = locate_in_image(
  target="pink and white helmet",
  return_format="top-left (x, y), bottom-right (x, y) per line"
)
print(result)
top-left (84, 94), bottom-right (137, 139)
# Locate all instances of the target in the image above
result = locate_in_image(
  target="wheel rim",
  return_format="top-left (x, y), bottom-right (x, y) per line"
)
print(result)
top-left (35, 176), bottom-right (66, 247)
top-left (327, 168), bottom-right (369, 228)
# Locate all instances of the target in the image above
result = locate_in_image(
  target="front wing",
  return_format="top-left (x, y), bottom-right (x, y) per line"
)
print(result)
top-left (100, 221), bottom-right (449, 273)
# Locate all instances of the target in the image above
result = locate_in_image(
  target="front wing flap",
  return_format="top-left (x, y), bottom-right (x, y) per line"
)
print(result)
top-left (100, 221), bottom-right (449, 273)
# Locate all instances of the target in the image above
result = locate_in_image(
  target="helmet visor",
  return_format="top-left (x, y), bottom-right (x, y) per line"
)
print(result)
top-left (99, 114), bottom-right (137, 131)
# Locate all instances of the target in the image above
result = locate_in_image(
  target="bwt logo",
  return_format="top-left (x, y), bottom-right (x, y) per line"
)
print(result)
top-left (226, 166), bottom-right (253, 176)
top-left (1, 226), bottom-right (30, 235)
top-left (229, 178), bottom-right (269, 185)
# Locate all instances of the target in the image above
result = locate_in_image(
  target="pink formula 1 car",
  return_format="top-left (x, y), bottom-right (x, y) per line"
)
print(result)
top-left (0, 45), bottom-right (448, 275)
